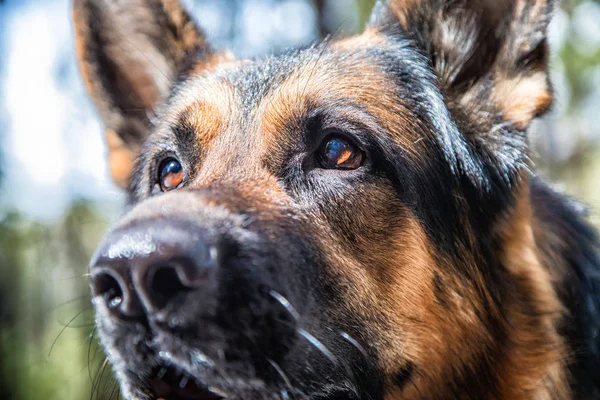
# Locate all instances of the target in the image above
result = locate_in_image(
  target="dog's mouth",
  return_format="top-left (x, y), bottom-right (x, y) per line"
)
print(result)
top-left (150, 365), bottom-right (226, 400)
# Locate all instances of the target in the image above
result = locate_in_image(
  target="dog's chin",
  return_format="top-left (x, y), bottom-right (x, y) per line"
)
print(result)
top-left (122, 358), bottom-right (273, 400)
top-left (148, 363), bottom-right (225, 400)
top-left (120, 359), bottom-right (358, 400)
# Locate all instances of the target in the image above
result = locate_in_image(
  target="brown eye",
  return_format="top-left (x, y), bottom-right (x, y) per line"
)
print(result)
top-left (158, 158), bottom-right (183, 192)
top-left (318, 135), bottom-right (364, 170)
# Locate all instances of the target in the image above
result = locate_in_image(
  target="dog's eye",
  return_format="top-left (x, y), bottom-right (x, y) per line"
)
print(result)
top-left (158, 158), bottom-right (183, 192)
top-left (318, 135), bottom-right (364, 170)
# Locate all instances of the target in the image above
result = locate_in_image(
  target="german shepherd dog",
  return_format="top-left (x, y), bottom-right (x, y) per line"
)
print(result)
top-left (73, 0), bottom-right (600, 398)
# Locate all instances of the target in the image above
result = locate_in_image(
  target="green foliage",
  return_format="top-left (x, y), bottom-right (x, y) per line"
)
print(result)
top-left (0, 203), bottom-right (118, 400)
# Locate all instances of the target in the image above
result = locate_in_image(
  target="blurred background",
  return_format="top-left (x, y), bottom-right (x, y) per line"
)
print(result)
top-left (0, 0), bottom-right (598, 398)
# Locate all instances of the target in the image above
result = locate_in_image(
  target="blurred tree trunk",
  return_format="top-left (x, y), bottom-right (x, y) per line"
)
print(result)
top-left (0, 281), bottom-right (11, 400)
top-left (313, 0), bottom-right (328, 38)
top-left (313, 0), bottom-right (376, 38)
top-left (0, 226), bottom-right (16, 400)
top-left (357, 0), bottom-right (376, 27)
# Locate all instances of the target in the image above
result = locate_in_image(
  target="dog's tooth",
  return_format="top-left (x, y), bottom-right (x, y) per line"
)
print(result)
top-left (179, 375), bottom-right (189, 388)
top-left (209, 387), bottom-right (228, 397)
top-left (191, 350), bottom-right (215, 367)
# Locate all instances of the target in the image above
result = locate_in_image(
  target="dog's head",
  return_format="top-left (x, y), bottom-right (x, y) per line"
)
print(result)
top-left (74, 0), bottom-right (566, 399)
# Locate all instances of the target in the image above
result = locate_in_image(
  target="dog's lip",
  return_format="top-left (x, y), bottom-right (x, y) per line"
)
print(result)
top-left (150, 364), bottom-right (226, 400)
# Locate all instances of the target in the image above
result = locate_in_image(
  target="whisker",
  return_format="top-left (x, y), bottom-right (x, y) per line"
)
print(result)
top-left (267, 358), bottom-right (296, 400)
top-left (48, 307), bottom-right (89, 359)
top-left (90, 357), bottom-right (110, 400)
top-left (338, 331), bottom-right (369, 392)
top-left (298, 18), bottom-right (348, 100)
top-left (412, 137), bottom-right (426, 145)
top-left (99, 373), bottom-right (117, 400)
top-left (56, 273), bottom-right (91, 281)
top-left (299, 38), bottom-right (331, 99)
top-left (88, 325), bottom-right (98, 382)
top-left (269, 290), bottom-right (300, 321)
top-left (340, 331), bottom-right (370, 362)
top-left (270, 291), bottom-right (358, 390)
top-left (108, 380), bottom-right (120, 400)
top-left (297, 328), bottom-right (338, 367)
top-left (89, 337), bottom-right (104, 372)
top-left (56, 306), bottom-right (94, 329)
top-left (51, 295), bottom-right (91, 311)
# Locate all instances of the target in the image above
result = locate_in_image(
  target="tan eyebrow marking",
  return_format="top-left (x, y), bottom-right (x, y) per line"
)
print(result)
top-left (258, 35), bottom-right (427, 158)
top-left (169, 76), bottom-right (239, 150)
top-left (177, 101), bottom-right (225, 148)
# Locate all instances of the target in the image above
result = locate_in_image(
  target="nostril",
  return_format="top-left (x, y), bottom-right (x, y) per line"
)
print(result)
top-left (147, 265), bottom-right (188, 310)
top-left (92, 272), bottom-right (124, 311)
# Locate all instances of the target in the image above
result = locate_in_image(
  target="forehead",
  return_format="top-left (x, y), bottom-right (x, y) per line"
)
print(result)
top-left (158, 33), bottom-right (434, 151)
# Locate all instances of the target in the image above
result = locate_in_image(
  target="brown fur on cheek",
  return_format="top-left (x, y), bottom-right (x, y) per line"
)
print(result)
top-left (312, 193), bottom-right (492, 399)
top-left (317, 179), bottom-right (568, 400)
top-left (492, 182), bottom-right (569, 400)
top-left (394, 184), bottom-right (569, 400)
top-left (379, 223), bottom-right (498, 400)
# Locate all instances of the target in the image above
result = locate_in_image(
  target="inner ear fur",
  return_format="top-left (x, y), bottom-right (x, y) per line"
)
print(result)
top-left (73, 0), bottom-right (213, 188)
top-left (373, 0), bottom-right (555, 131)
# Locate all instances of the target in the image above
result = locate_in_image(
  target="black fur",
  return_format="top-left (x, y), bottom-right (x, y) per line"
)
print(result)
top-left (532, 178), bottom-right (600, 398)
top-left (75, 0), bottom-right (600, 399)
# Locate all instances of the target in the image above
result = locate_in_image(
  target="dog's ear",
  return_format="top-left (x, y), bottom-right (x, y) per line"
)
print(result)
top-left (73, 0), bottom-right (213, 188)
top-left (371, 0), bottom-right (555, 132)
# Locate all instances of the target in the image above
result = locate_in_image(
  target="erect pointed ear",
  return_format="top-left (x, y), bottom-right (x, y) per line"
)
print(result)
top-left (73, 0), bottom-right (213, 188)
top-left (371, 0), bottom-right (556, 132)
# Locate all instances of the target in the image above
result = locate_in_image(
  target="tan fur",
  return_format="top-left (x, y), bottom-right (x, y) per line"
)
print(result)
top-left (493, 73), bottom-right (553, 130)
top-left (493, 183), bottom-right (569, 399)
top-left (388, 0), bottom-right (424, 29)
top-left (190, 51), bottom-right (239, 75)
top-left (260, 36), bottom-right (429, 160)
top-left (73, 0), bottom-right (213, 187)
top-left (73, 1), bottom-right (577, 398)
top-left (141, 33), bottom-right (568, 398)
top-left (332, 28), bottom-right (385, 51)
top-left (160, 0), bottom-right (211, 57)
top-left (178, 101), bottom-right (226, 149)
top-left (106, 129), bottom-right (136, 188)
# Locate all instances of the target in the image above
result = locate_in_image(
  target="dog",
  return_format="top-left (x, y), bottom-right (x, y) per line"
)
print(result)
top-left (73, 0), bottom-right (600, 398)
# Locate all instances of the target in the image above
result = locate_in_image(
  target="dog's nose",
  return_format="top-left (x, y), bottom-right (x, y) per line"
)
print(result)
top-left (89, 220), bottom-right (215, 319)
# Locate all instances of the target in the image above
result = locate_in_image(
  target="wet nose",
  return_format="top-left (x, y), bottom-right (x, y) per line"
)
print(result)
top-left (89, 220), bottom-right (215, 319)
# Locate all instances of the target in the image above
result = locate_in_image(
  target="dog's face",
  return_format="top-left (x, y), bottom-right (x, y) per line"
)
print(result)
top-left (75, 0), bottom-right (566, 399)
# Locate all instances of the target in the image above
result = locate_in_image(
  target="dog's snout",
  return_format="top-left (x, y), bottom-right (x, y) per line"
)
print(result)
top-left (90, 220), bottom-right (215, 319)
top-left (140, 256), bottom-right (213, 311)
top-left (91, 267), bottom-right (144, 318)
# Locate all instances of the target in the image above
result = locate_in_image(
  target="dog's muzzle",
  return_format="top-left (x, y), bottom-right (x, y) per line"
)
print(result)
top-left (88, 189), bottom-right (313, 399)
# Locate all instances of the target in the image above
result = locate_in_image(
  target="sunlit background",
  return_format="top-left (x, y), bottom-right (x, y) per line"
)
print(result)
top-left (0, 0), bottom-right (598, 398)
